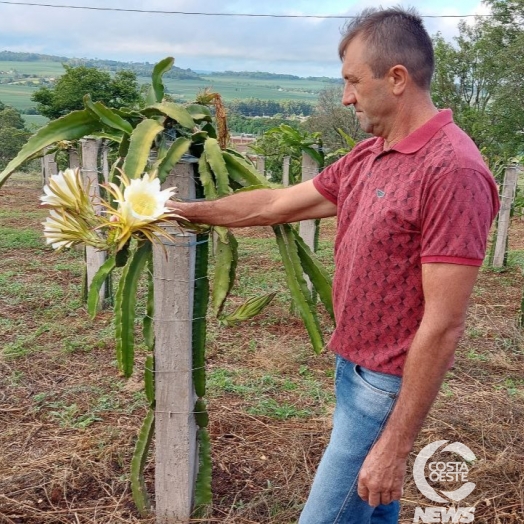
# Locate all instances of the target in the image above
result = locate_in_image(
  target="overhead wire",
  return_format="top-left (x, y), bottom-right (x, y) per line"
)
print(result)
top-left (0, 1), bottom-right (495, 18)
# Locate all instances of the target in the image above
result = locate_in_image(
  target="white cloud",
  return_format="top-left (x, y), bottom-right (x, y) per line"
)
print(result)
top-left (0, 0), bottom-right (490, 76)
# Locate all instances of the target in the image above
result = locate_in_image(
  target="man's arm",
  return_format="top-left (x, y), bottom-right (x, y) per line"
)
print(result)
top-left (166, 179), bottom-right (337, 227)
top-left (357, 262), bottom-right (480, 507)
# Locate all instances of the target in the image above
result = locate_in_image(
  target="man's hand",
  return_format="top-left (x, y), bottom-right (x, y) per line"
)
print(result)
top-left (357, 437), bottom-right (407, 507)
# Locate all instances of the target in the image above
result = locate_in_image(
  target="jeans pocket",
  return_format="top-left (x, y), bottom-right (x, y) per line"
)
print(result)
top-left (334, 355), bottom-right (348, 389)
top-left (352, 364), bottom-right (401, 399)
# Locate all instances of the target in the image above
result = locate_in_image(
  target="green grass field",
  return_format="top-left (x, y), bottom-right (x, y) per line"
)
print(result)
top-left (0, 60), bottom-right (63, 111)
top-left (0, 83), bottom-right (40, 110)
top-left (0, 60), bottom-right (65, 76)
top-left (160, 75), bottom-right (330, 102)
top-left (22, 114), bottom-right (48, 128)
top-left (161, 75), bottom-right (327, 103)
top-left (0, 58), bottom-right (333, 114)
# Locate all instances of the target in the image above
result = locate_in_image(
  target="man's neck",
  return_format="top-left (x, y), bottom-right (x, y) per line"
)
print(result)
top-left (382, 96), bottom-right (438, 151)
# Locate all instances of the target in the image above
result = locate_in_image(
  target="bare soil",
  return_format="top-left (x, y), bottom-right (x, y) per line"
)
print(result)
top-left (0, 174), bottom-right (523, 523)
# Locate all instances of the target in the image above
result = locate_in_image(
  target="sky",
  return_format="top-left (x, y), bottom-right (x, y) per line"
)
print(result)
top-left (0, 0), bottom-right (491, 77)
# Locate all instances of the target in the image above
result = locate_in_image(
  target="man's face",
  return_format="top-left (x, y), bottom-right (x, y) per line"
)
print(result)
top-left (341, 36), bottom-right (393, 136)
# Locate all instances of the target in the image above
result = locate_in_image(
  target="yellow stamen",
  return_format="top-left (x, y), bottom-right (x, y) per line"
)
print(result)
top-left (128, 193), bottom-right (158, 217)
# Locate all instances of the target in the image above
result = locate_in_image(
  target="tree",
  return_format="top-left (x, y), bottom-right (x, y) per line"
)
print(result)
top-left (32, 65), bottom-right (141, 119)
top-left (227, 98), bottom-right (314, 117)
top-left (431, 5), bottom-right (524, 158)
top-left (249, 122), bottom-right (304, 183)
top-left (0, 106), bottom-right (26, 129)
top-left (432, 24), bottom-right (500, 152)
top-left (482, 0), bottom-right (524, 156)
top-left (110, 70), bottom-right (142, 108)
top-left (302, 85), bottom-right (368, 158)
top-left (227, 112), bottom-right (296, 135)
top-left (0, 103), bottom-right (31, 169)
top-left (485, 0), bottom-right (523, 31)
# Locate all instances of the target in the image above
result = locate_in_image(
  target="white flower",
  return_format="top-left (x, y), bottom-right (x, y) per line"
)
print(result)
top-left (41, 168), bottom-right (93, 214)
top-left (40, 169), bottom-right (181, 253)
top-left (117, 173), bottom-right (176, 227)
top-left (103, 171), bottom-right (180, 251)
top-left (42, 209), bottom-right (106, 250)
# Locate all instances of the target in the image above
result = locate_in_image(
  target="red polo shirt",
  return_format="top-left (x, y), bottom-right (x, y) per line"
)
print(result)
top-left (313, 110), bottom-right (499, 376)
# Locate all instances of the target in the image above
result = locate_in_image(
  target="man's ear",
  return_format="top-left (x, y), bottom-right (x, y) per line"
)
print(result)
top-left (388, 65), bottom-right (408, 95)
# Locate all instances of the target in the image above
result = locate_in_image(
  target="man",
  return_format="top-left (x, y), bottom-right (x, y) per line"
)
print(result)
top-left (168, 7), bottom-right (499, 523)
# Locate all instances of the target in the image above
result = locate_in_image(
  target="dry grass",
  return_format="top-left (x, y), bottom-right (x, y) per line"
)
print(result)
top-left (1, 173), bottom-right (523, 523)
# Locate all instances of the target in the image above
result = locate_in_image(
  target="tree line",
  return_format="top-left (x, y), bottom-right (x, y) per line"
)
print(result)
top-left (226, 113), bottom-right (301, 135)
top-left (227, 98), bottom-right (314, 117)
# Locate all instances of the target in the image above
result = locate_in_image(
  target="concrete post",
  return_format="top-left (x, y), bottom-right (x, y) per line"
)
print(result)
top-left (153, 160), bottom-right (198, 522)
top-left (493, 165), bottom-right (519, 267)
top-left (283, 156), bottom-right (291, 187)
top-left (80, 138), bottom-right (106, 307)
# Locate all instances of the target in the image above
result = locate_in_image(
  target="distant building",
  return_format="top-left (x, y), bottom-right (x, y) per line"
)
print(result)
top-left (229, 134), bottom-right (256, 154)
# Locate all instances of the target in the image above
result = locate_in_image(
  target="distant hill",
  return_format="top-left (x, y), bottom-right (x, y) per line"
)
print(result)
top-left (0, 51), bottom-right (69, 63)
top-left (0, 51), bottom-right (340, 82)
top-left (207, 70), bottom-right (341, 83)
top-left (0, 51), bottom-right (202, 80)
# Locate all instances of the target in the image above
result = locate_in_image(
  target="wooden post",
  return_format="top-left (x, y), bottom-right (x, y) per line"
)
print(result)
top-left (256, 155), bottom-right (265, 176)
top-left (493, 165), bottom-right (519, 267)
top-left (80, 138), bottom-right (106, 306)
top-left (153, 160), bottom-right (198, 523)
top-left (282, 156), bottom-right (291, 187)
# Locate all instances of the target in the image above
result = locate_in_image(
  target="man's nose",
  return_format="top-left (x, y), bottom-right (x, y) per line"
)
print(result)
top-left (342, 87), bottom-right (356, 107)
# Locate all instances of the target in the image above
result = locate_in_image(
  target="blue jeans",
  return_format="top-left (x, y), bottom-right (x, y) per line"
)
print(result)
top-left (299, 355), bottom-right (402, 524)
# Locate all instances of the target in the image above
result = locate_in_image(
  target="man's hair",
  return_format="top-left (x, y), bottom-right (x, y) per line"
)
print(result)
top-left (338, 7), bottom-right (434, 90)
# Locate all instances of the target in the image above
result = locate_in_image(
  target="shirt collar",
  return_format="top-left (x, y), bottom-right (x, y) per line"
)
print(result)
top-left (379, 109), bottom-right (454, 155)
